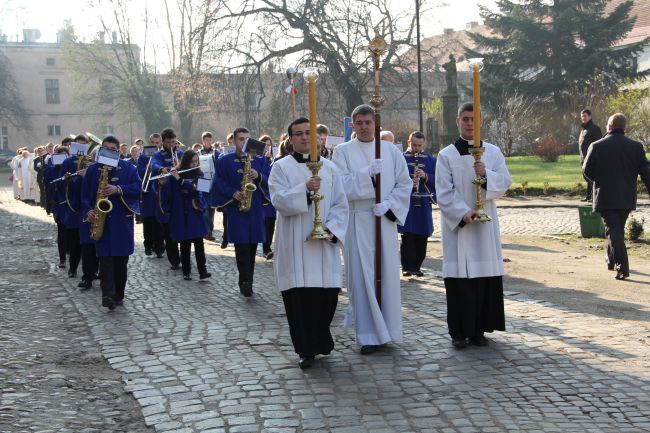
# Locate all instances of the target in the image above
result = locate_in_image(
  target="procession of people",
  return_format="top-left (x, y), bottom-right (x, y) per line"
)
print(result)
top-left (9, 92), bottom-right (650, 370)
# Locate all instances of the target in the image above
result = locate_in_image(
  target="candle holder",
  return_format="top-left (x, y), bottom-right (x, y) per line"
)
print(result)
top-left (286, 67), bottom-right (297, 117)
top-left (468, 57), bottom-right (491, 223)
top-left (305, 161), bottom-right (330, 240)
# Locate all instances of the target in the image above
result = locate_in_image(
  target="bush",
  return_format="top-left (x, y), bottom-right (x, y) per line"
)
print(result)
top-left (626, 215), bottom-right (645, 241)
top-left (532, 137), bottom-right (565, 162)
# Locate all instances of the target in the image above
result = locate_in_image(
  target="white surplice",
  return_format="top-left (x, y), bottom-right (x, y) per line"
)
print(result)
top-left (332, 138), bottom-right (412, 346)
top-left (435, 142), bottom-right (512, 278)
top-left (16, 156), bottom-right (32, 200)
top-left (269, 155), bottom-right (349, 291)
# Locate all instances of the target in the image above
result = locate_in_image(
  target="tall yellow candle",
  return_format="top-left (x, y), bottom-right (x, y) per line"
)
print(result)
top-left (472, 63), bottom-right (481, 148)
top-left (307, 75), bottom-right (318, 161)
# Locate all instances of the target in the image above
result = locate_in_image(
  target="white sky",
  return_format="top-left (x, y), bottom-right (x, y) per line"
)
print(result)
top-left (1, 0), bottom-right (497, 66)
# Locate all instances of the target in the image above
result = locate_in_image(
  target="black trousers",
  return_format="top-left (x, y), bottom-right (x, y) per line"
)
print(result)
top-left (221, 212), bottom-right (229, 244)
top-left (161, 223), bottom-right (180, 266)
top-left (205, 207), bottom-right (215, 237)
top-left (282, 287), bottom-right (340, 358)
top-left (56, 222), bottom-right (67, 263)
top-left (600, 209), bottom-right (631, 274)
top-left (180, 238), bottom-right (207, 275)
top-left (143, 216), bottom-right (165, 253)
top-left (400, 232), bottom-right (428, 272)
top-left (81, 243), bottom-right (99, 282)
top-left (65, 228), bottom-right (81, 273)
top-left (99, 256), bottom-right (129, 301)
top-left (38, 180), bottom-right (46, 209)
top-left (234, 243), bottom-right (257, 285)
top-left (263, 217), bottom-right (276, 254)
top-left (585, 179), bottom-right (593, 200)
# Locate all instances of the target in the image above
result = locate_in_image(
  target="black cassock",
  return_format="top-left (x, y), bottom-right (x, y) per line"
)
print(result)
top-left (281, 287), bottom-right (340, 358)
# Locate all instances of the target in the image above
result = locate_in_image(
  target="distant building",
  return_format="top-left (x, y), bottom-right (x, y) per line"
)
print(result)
top-left (0, 29), bottom-right (145, 151)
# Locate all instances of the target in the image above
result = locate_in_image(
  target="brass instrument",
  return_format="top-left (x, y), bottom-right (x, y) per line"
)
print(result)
top-left (90, 165), bottom-right (114, 241)
top-left (238, 153), bottom-right (257, 212)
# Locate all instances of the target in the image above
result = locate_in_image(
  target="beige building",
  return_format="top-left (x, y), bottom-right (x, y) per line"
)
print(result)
top-left (0, 30), bottom-right (146, 151)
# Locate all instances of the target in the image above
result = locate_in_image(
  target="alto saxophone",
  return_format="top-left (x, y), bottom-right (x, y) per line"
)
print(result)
top-left (90, 165), bottom-right (114, 240)
top-left (238, 153), bottom-right (257, 212)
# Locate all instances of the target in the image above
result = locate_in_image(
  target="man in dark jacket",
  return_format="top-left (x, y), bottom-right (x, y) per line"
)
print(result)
top-left (583, 113), bottom-right (650, 280)
top-left (579, 109), bottom-right (603, 201)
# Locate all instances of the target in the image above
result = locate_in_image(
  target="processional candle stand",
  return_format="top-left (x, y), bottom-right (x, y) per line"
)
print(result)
top-left (286, 67), bottom-right (298, 118)
top-left (304, 67), bottom-right (330, 240)
top-left (468, 57), bottom-right (491, 223)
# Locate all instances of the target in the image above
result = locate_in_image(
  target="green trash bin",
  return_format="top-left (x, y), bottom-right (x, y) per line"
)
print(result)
top-left (578, 205), bottom-right (606, 238)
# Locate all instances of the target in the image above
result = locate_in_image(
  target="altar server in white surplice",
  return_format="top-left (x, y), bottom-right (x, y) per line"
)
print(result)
top-left (435, 102), bottom-right (512, 350)
top-left (332, 104), bottom-right (412, 355)
top-left (269, 117), bottom-right (349, 370)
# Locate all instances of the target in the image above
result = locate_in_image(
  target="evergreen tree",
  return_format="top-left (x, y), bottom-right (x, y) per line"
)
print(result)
top-left (467, 0), bottom-right (650, 107)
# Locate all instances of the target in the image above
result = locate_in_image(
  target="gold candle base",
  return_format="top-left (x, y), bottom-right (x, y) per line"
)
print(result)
top-left (306, 161), bottom-right (330, 240)
top-left (469, 147), bottom-right (492, 224)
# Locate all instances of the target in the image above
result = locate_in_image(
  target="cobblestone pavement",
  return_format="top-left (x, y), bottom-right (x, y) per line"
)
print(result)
top-left (2, 189), bottom-right (650, 432)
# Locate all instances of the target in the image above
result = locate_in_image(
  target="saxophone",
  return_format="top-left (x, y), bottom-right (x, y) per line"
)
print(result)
top-left (90, 165), bottom-right (114, 241)
top-left (238, 153), bottom-right (257, 212)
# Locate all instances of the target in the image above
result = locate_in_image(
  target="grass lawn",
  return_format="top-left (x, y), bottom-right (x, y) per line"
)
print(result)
top-left (506, 154), bottom-right (584, 190)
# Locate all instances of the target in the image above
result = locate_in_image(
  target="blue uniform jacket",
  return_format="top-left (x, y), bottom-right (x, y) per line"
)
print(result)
top-left (150, 149), bottom-right (183, 224)
top-left (61, 156), bottom-right (83, 229)
top-left (211, 153), bottom-right (270, 244)
top-left (81, 160), bottom-right (141, 257)
top-left (398, 151), bottom-right (437, 236)
top-left (262, 158), bottom-right (276, 219)
top-left (137, 153), bottom-right (157, 218)
top-left (43, 158), bottom-right (62, 220)
top-left (168, 175), bottom-right (209, 241)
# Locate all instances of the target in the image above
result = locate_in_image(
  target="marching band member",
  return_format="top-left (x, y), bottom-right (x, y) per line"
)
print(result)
top-left (79, 146), bottom-right (99, 290)
top-left (211, 127), bottom-right (270, 297)
top-left (200, 131), bottom-right (220, 242)
top-left (44, 143), bottom-right (71, 268)
top-left (138, 133), bottom-right (165, 257)
top-left (150, 128), bottom-right (183, 269)
top-left (168, 150), bottom-right (211, 280)
top-left (398, 131), bottom-right (436, 277)
top-left (269, 117), bottom-right (348, 369)
top-left (259, 134), bottom-right (276, 260)
top-left (82, 135), bottom-right (141, 310)
top-left (60, 134), bottom-right (90, 278)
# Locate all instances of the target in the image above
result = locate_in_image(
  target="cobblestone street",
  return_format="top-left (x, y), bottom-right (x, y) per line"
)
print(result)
top-left (2, 188), bottom-right (650, 433)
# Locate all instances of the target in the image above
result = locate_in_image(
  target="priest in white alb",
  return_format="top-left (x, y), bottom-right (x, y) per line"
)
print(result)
top-left (332, 104), bottom-right (412, 355)
top-left (269, 117), bottom-right (349, 369)
top-left (435, 102), bottom-right (512, 349)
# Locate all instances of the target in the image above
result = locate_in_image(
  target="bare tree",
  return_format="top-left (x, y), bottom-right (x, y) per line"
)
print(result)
top-left (203, 0), bottom-right (440, 116)
top-left (61, 3), bottom-right (171, 135)
top-left (0, 51), bottom-right (29, 130)
top-left (485, 92), bottom-right (542, 156)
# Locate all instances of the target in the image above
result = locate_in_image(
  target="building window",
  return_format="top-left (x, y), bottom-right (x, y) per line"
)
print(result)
top-left (47, 125), bottom-right (61, 136)
top-left (99, 79), bottom-right (114, 104)
top-left (45, 79), bottom-right (60, 104)
top-left (103, 126), bottom-right (114, 135)
top-left (0, 127), bottom-right (8, 149)
top-left (46, 57), bottom-right (55, 66)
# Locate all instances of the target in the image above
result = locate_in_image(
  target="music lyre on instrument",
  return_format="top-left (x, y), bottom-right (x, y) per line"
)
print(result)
top-left (467, 58), bottom-right (491, 223)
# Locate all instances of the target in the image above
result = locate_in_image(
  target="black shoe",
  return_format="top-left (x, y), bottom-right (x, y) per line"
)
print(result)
top-left (68, 270), bottom-right (77, 278)
top-left (607, 263), bottom-right (615, 271)
top-left (469, 335), bottom-right (489, 346)
top-left (220, 241), bottom-right (228, 249)
top-left (155, 251), bottom-right (164, 258)
top-left (102, 296), bottom-right (115, 310)
top-left (199, 271), bottom-right (211, 280)
top-left (414, 270), bottom-right (424, 277)
top-left (615, 271), bottom-right (629, 280)
top-left (452, 337), bottom-right (468, 349)
top-left (114, 299), bottom-right (123, 306)
top-left (144, 248), bottom-right (152, 256)
top-left (170, 264), bottom-right (180, 270)
top-left (239, 281), bottom-right (253, 297)
top-left (360, 345), bottom-right (377, 355)
top-left (402, 271), bottom-right (412, 277)
top-left (298, 356), bottom-right (315, 369)
top-left (263, 251), bottom-right (274, 260)
top-left (183, 274), bottom-right (192, 281)
top-left (204, 236), bottom-right (216, 242)
top-left (58, 261), bottom-right (66, 268)
top-left (78, 280), bottom-right (92, 290)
